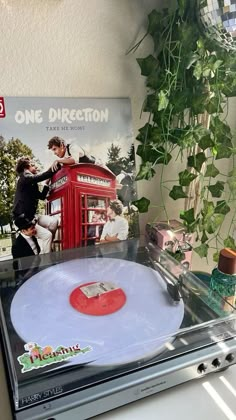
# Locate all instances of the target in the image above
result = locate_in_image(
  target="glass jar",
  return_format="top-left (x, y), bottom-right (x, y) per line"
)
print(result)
top-left (209, 248), bottom-right (236, 315)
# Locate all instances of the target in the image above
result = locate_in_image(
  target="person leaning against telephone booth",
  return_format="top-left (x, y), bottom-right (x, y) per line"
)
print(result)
top-left (12, 157), bottom-right (59, 254)
top-left (100, 200), bottom-right (129, 243)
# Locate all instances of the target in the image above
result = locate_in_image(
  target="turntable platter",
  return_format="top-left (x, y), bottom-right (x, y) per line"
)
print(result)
top-left (10, 258), bottom-right (184, 366)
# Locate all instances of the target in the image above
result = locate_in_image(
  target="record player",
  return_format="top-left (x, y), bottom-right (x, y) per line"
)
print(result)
top-left (0, 239), bottom-right (236, 420)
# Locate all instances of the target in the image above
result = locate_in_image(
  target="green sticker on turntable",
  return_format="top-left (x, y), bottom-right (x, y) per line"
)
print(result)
top-left (17, 342), bottom-right (92, 373)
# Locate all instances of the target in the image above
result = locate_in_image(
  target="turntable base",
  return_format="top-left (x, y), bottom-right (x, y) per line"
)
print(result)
top-left (1, 349), bottom-right (236, 420)
top-left (0, 240), bottom-right (236, 420)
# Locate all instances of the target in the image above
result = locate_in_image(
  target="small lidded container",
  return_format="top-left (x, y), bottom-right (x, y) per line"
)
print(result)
top-left (210, 248), bottom-right (236, 314)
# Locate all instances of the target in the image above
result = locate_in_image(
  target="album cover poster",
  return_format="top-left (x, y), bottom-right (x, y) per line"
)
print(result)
top-left (0, 97), bottom-right (139, 260)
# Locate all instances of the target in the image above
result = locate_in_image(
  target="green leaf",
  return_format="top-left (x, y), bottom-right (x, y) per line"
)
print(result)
top-left (136, 144), bottom-right (156, 163)
top-left (136, 144), bottom-right (172, 165)
top-left (178, 21), bottom-right (199, 49)
top-left (199, 0), bottom-right (207, 7)
top-left (207, 181), bottom-right (225, 197)
top-left (204, 214), bottom-right (224, 234)
top-left (202, 67), bottom-right (211, 78)
top-left (143, 94), bottom-right (159, 114)
top-left (213, 214), bottom-right (225, 228)
top-left (168, 127), bottom-right (188, 145)
top-left (137, 55), bottom-right (158, 77)
top-left (196, 37), bottom-right (205, 53)
top-left (135, 163), bottom-right (155, 180)
top-left (188, 152), bottom-right (207, 172)
top-left (180, 124), bottom-right (210, 148)
top-left (213, 251), bottom-right (220, 262)
top-left (212, 59), bottom-right (223, 71)
top-left (193, 61), bottom-right (202, 80)
top-left (132, 197), bottom-right (150, 213)
top-left (227, 172), bottom-right (236, 195)
top-left (149, 127), bottom-right (164, 146)
top-left (169, 186), bottom-right (188, 200)
top-left (223, 236), bottom-right (236, 250)
top-left (200, 200), bottom-right (224, 234)
top-left (214, 200), bottom-right (230, 215)
top-left (192, 125), bottom-right (210, 141)
top-left (202, 199), bottom-right (214, 218)
top-left (190, 91), bottom-right (208, 115)
top-left (158, 90), bottom-right (169, 111)
top-left (210, 117), bottom-right (233, 159)
top-left (147, 10), bottom-right (162, 35)
top-left (201, 231), bottom-right (208, 243)
top-left (194, 243), bottom-right (209, 258)
top-left (136, 123), bottom-right (152, 144)
top-left (205, 164), bottom-right (219, 178)
top-left (171, 89), bottom-right (189, 114)
top-left (198, 135), bottom-right (214, 150)
top-left (215, 137), bottom-right (233, 160)
top-left (152, 111), bottom-right (170, 131)
top-left (178, 0), bottom-right (188, 17)
top-left (206, 96), bottom-right (223, 114)
top-left (181, 130), bottom-right (197, 148)
top-left (146, 71), bottom-right (161, 90)
top-left (179, 170), bottom-right (197, 186)
top-left (223, 73), bottom-right (236, 97)
top-left (180, 208), bottom-right (195, 225)
top-left (186, 52), bottom-right (200, 69)
top-left (210, 116), bottom-right (231, 138)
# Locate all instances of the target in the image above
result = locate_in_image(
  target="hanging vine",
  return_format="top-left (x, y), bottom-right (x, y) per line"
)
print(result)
top-left (131, 0), bottom-right (236, 261)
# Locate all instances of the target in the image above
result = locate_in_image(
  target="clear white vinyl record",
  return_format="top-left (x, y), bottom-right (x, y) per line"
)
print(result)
top-left (10, 258), bottom-right (184, 366)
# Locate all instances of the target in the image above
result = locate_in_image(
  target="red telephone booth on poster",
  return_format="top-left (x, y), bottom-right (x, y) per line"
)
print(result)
top-left (46, 164), bottom-right (117, 251)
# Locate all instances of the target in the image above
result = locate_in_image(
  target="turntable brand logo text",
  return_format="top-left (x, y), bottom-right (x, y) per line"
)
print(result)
top-left (17, 342), bottom-right (92, 373)
top-left (0, 98), bottom-right (6, 118)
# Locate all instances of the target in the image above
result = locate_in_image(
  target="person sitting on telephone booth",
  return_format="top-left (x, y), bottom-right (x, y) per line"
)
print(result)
top-left (87, 211), bottom-right (105, 246)
top-left (100, 200), bottom-right (129, 243)
top-left (48, 136), bottom-right (95, 171)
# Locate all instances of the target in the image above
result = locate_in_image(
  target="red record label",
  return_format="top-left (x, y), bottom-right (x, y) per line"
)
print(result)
top-left (69, 281), bottom-right (126, 315)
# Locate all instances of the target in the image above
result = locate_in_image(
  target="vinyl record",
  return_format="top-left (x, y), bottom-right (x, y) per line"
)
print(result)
top-left (10, 258), bottom-right (184, 366)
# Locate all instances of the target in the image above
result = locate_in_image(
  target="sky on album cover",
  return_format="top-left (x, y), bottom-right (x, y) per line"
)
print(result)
top-left (0, 97), bottom-right (134, 169)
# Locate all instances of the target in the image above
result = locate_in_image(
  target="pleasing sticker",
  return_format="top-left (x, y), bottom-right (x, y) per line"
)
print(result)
top-left (17, 342), bottom-right (92, 373)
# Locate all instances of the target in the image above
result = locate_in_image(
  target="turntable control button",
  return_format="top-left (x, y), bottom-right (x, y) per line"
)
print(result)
top-left (212, 358), bottom-right (221, 368)
top-left (197, 363), bottom-right (207, 374)
top-left (225, 353), bottom-right (235, 363)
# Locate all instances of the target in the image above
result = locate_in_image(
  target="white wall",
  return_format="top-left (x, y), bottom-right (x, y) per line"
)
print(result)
top-left (0, 0), bottom-right (173, 224)
top-left (0, 0), bottom-right (235, 272)
top-left (0, 0), bottom-right (168, 99)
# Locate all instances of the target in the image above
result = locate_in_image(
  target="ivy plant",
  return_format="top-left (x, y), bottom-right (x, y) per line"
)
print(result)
top-left (131, 0), bottom-right (236, 261)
